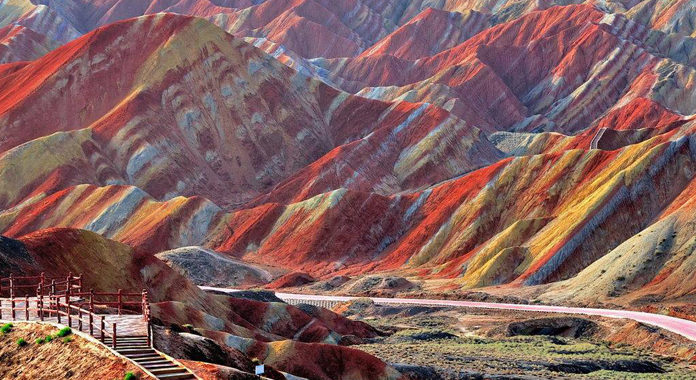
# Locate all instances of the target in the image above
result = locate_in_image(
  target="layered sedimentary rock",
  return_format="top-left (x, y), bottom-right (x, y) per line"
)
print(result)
top-left (3, 130), bottom-right (695, 295)
top-left (0, 13), bottom-right (501, 210)
top-left (1, 1), bottom-right (696, 310)
top-left (0, 25), bottom-right (57, 63)
top-left (0, 228), bottom-right (403, 380)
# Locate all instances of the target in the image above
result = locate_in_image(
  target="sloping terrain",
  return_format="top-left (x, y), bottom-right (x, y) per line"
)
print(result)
top-left (0, 228), bottom-right (404, 379)
top-left (0, 323), bottom-right (151, 380)
top-left (0, 13), bottom-right (500, 211)
top-left (0, 25), bottom-right (56, 63)
top-left (0, 0), bottom-right (695, 316)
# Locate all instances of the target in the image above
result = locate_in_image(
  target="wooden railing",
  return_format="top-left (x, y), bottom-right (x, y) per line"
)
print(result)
top-left (0, 273), bottom-right (151, 348)
top-left (0, 273), bottom-right (82, 298)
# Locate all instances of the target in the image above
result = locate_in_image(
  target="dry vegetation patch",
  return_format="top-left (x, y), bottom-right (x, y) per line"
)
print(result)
top-left (349, 306), bottom-right (696, 379)
top-left (0, 322), bottom-right (151, 380)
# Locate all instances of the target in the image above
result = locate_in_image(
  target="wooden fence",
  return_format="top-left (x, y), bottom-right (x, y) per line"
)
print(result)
top-left (0, 273), bottom-right (82, 298)
top-left (0, 273), bottom-right (151, 348)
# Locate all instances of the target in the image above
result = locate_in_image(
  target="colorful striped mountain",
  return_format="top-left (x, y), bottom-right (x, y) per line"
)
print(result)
top-left (2, 1), bottom-right (696, 377)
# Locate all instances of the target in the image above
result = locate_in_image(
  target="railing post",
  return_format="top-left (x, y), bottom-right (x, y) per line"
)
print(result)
top-left (56, 296), bottom-right (61, 324)
top-left (141, 289), bottom-right (148, 321)
top-left (77, 275), bottom-right (83, 293)
top-left (9, 273), bottom-right (14, 299)
top-left (0, 299), bottom-right (3, 320)
top-left (117, 289), bottom-right (123, 315)
top-left (39, 272), bottom-right (45, 297)
top-left (147, 322), bottom-right (152, 348)
top-left (89, 289), bottom-right (94, 312)
top-left (66, 295), bottom-right (72, 328)
top-left (100, 316), bottom-right (105, 343)
top-left (11, 299), bottom-right (15, 321)
top-left (143, 289), bottom-right (151, 347)
top-left (66, 275), bottom-right (72, 297)
top-left (37, 279), bottom-right (43, 320)
top-left (24, 296), bottom-right (29, 320)
top-left (89, 311), bottom-right (94, 336)
top-left (112, 323), bottom-right (117, 348)
top-left (78, 308), bottom-right (83, 332)
top-left (51, 279), bottom-right (56, 296)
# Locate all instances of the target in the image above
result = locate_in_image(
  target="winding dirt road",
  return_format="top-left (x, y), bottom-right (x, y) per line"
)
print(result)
top-left (201, 286), bottom-right (696, 341)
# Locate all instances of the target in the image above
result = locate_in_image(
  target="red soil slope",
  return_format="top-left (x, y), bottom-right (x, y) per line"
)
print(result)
top-left (0, 228), bottom-right (403, 379)
top-left (0, 25), bottom-right (56, 63)
top-left (0, 2), bottom-right (696, 310)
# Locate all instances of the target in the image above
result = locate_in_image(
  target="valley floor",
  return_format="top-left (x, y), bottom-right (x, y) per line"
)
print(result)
top-left (340, 302), bottom-right (696, 379)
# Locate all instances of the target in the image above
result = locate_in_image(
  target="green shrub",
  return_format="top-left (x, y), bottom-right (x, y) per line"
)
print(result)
top-left (124, 372), bottom-right (137, 380)
top-left (1, 323), bottom-right (13, 334)
top-left (16, 338), bottom-right (27, 347)
top-left (45, 335), bottom-right (53, 343)
top-left (62, 337), bottom-right (73, 344)
top-left (35, 338), bottom-right (45, 345)
top-left (56, 327), bottom-right (72, 337)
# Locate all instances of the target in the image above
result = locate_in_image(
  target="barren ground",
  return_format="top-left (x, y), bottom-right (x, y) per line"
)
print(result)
top-left (340, 301), bottom-right (696, 379)
top-left (0, 322), bottom-right (151, 380)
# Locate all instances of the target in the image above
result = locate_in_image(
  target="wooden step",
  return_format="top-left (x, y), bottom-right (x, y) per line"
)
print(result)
top-left (127, 353), bottom-right (162, 360)
top-left (136, 358), bottom-right (170, 365)
top-left (116, 345), bottom-right (151, 350)
top-left (142, 363), bottom-right (181, 370)
top-left (118, 348), bottom-right (156, 354)
top-left (156, 373), bottom-right (195, 380)
top-left (149, 367), bottom-right (189, 375)
top-left (127, 352), bottom-right (159, 357)
top-left (130, 353), bottom-right (162, 359)
top-left (118, 337), bottom-right (149, 341)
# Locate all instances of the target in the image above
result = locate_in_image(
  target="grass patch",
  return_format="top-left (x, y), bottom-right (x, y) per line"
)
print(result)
top-left (62, 337), bottom-right (73, 344)
top-left (45, 335), bottom-right (53, 343)
top-left (356, 332), bottom-right (667, 378)
top-left (56, 327), bottom-right (72, 337)
top-left (16, 338), bottom-right (27, 347)
top-left (124, 372), bottom-right (137, 380)
top-left (1, 323), bottom-right (13, 334)
top-left (35, 338), bottom-right (45, 345)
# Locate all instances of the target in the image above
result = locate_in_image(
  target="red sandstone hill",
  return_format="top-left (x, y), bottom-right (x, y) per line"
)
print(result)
top-left (322, 4), bottom-right (696, 137)
top-left (0, 228), bottom-right (404, 379)
top-left (0, 25), bottom-right (57, 63)
top-left (0, 13), bottom-right (501, 211)
top-left (0, 1), bottom-right (695, 316)
top-left (4, 0), bottom-right (696, 65)
top-left (2, 2), bottom-right (696, 379)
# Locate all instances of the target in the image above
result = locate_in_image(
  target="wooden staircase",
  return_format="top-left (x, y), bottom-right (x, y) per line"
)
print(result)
top-left (115, 336), bottom-right (195, 380)
top-left (0, 273), bottom-right (198, 380)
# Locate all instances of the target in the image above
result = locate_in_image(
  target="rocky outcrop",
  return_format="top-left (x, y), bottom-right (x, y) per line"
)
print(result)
top-left (265, 272), bottom-right (315, 289)
top-left (506, 317), bottom-right (598, 339)
top-left (157, 247), bottom-right (273, 287)
top-left (0, 25), bottom-right (57, 63)
top-left (153, 326), bottom-right (256, 374)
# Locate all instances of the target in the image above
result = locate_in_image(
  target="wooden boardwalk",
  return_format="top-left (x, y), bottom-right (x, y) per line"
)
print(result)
top-left (0, 298), bottom-right (147, 338)
top-left (0, 273), bottom-right (197, 379)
